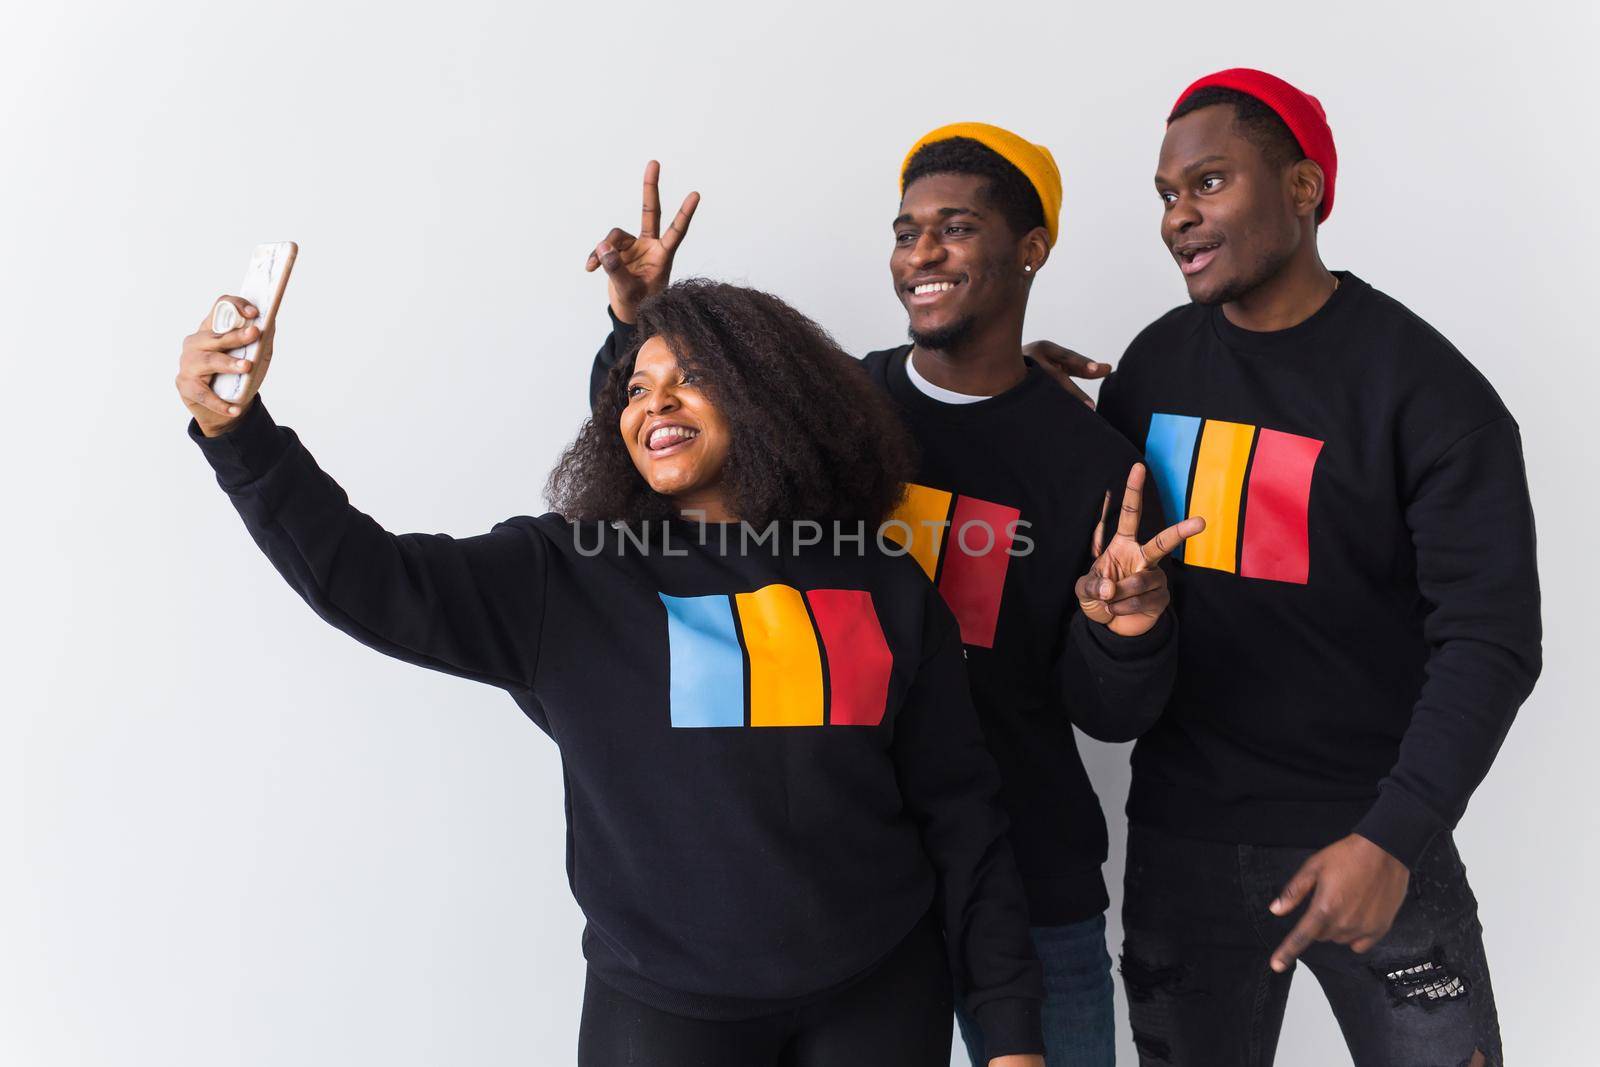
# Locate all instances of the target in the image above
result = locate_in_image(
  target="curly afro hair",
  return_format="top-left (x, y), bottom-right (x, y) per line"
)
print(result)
top-left (546, 279), bottom-right (917, 528)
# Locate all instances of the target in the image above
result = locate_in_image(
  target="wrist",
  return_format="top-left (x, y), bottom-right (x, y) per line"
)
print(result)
top-left (609, 296), bottom-right (638, 325)
top-left (972, 996), bottom-right (1044, 1060)
top-left (198, 407), bottom-right (247, 438)
top-left (1351, 788), bottom-right (1440, 870)
top-left (1351, 832), bottom-right (1409, 872)
top-left (188, 396), bottom-right (288, 486)
top-left (1083, 609), bottom-right (1174, 660)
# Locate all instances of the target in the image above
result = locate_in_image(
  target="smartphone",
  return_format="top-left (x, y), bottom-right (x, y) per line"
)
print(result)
top-left (211, 241), bottom-right (298, 403)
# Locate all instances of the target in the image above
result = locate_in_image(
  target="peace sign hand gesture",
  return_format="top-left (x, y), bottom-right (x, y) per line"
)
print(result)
top-left (1076, 464), bottom-right (1206, 637)
top-left (584, 160), bottom-right (700, 324)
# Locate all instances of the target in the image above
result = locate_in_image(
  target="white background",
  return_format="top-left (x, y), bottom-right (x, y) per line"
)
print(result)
top-left (5, 1), bottom-right (1595, 1063)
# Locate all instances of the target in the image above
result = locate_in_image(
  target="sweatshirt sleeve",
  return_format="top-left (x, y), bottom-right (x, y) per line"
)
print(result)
top-left (1352, 416), bottom-right (1542, 866)
top-left (189, 399), bottom-right (547, 693)
top-left (1056, 454), bottom-right (1180, 742)
top-left (892, 588), bottom-right (1044, 1057)
top-left (1060, 611), bottom-right (1177, 742)
top-left (589, 307), bottom-right (639, 410)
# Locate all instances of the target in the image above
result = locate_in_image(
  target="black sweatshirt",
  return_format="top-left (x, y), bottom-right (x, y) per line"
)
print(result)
top-left (594, 319), bottom-right (1180, 925)
top-left (1096, 272), bottom-right (1542, 867)
top-left (190, 400), bottom-right (1044, 1054)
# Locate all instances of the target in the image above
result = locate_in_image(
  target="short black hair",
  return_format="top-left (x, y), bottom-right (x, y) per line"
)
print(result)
top-left (901, 137), bottom-right (1046, 240)
top-left (1169, 86), bottom-right (1305, 171)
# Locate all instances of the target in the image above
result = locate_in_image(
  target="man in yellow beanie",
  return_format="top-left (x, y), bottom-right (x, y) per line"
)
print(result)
top-left (583, 135), bottom-right (1199, 1067)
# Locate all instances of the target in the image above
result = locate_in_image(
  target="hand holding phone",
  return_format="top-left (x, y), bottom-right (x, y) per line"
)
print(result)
top-left (175, 242), bottom-right (297, 437)
top-left (211, 241), bottom-right (297, 402)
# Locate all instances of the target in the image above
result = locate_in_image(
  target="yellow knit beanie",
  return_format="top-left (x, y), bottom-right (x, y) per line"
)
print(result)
top-left (900, 122), bottom-right (1062, 246)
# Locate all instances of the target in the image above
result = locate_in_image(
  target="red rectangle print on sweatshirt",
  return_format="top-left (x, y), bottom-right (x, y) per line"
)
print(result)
top-left (937, 495), bottom-right (1021, 649)
top-left (1239, 428), bottom-right (1324, 584)
top-left (805, 589), bottom-right (893, 726)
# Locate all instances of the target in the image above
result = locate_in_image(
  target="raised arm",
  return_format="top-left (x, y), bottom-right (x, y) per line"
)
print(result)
top-left (178, 298), bottom-right (547, 694)
top-left (585, 160), bottom-right (697, 408)
top-left (1059, 462), bottom-right (1199, 742)
top-left (590, 309), bottom-right (638, 410)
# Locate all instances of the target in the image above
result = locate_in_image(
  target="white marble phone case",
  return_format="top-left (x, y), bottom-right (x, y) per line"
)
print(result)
top-left (212, 241), bottom-right (297, 403)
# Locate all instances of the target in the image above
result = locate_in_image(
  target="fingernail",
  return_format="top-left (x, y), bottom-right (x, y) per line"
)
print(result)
top-left (228, 406), bottom-right (240, 415)
top-left (245, 305), bottom-right (257, 315)
top-left (236, 360), bottom-right (247, 370)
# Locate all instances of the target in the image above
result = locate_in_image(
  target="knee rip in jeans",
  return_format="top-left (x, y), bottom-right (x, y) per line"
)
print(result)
top-left (1375, 950), bottom-right (1468, 1010)
top-left (1120, 952), bottom-right (1189, 1064)
top-left (1119, 951), bottom-right (1192, 1003)
top-left (1130, 1030), bottom-right (1174, 1064)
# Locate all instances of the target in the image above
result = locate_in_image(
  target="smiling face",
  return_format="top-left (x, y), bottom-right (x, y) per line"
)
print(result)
top-left (891, 172), bottom-right (1036, 349)
top-left (619, 335), bottom-right (734, 517)
top-left (1156, 104), bottom-right (1305, 305)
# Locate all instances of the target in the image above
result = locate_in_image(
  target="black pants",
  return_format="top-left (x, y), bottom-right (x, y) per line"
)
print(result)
top-left (577, 913), bottom-right (954, 1066)
top-left (1120, 823), bottom-right (1500, 1067)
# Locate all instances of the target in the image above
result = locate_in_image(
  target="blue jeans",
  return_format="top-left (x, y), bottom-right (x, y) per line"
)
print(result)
top-left (955, 912), bottom-right (1117, 1066)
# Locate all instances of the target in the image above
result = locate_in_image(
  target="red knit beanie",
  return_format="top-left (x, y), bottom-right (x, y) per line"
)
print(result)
top-left (1172, 68), bottom-right (1337, 223)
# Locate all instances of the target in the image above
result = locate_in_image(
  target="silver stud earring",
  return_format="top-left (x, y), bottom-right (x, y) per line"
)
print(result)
top-left (1023, 264), bottom-right (1033, 273)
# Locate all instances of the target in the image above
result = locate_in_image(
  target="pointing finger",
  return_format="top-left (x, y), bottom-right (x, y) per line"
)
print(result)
top-left (1271, 905), bottom-right (1325, 973)
top-left (641, 159), bottom-right (662, 238)
top-left (660, 190), bottom-right (700, 252)
top-left (1141, 516), bottom-right (1206, 564)
top-left (1116, 464), bottom-right (1147, 540)
top-left (1270, 856), bottom-right (1319, 918)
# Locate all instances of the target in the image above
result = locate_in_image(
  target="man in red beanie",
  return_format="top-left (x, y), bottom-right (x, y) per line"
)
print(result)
top-left (1070, 68), bottom-right (1539, 1066)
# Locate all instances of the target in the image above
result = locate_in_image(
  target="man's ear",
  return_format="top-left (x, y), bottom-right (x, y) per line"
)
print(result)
top-left (1022, 228), bottom-right (1052, 275)
top-left (1290, 159), bottom-right (1326, 221)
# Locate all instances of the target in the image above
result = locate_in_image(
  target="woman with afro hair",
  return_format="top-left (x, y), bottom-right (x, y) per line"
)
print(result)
top-left (177, 277), bottom-right (1045, 1066)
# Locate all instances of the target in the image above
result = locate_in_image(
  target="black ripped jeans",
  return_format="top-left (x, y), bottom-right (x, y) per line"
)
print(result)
top-left (1120, 823), bottom-right (1500, 1067)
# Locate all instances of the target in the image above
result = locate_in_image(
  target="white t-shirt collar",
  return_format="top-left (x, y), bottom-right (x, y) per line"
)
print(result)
top-left (904, 352), bottom-right (990, 405)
